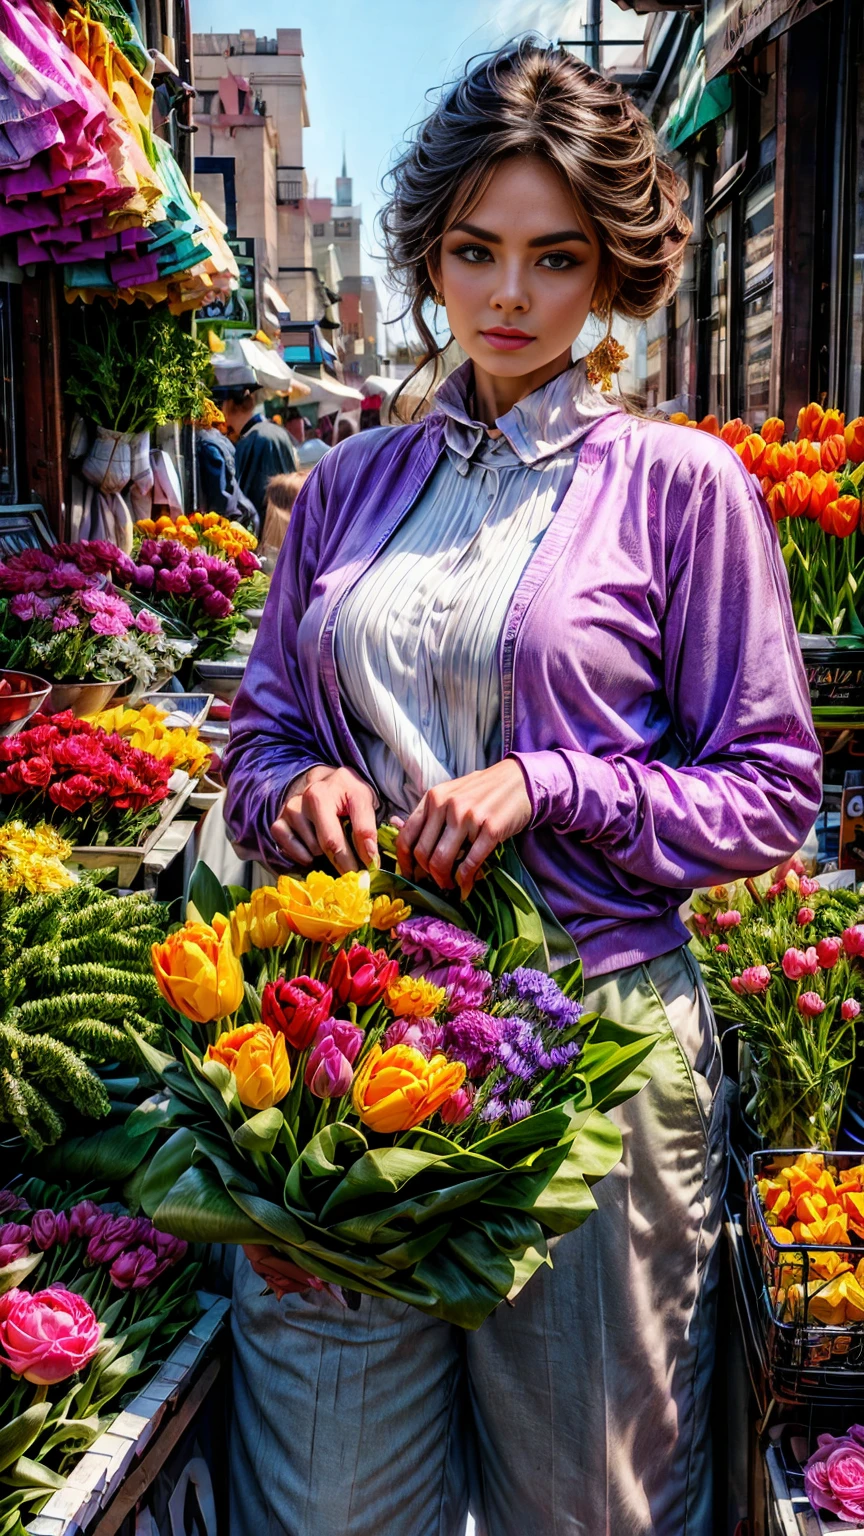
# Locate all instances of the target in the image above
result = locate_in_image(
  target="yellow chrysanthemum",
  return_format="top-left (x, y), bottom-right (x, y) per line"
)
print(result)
top-left (370, 895), bottom-right (412, 931)
top-left (275, 868), bottom-right (372, 942)
top-left (385, 975), bottom-right (447, 1019)
top-left (0, 821), bottom-right (75, 893)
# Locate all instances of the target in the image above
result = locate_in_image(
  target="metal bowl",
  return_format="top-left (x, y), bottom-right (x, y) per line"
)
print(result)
top-left (0, 669), bottom-right (51, 737)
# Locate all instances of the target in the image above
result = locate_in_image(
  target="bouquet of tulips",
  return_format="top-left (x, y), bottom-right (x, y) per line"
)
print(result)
top-left (691, 864), bottom-right (864, 1146)
top-left (671, 403), bottom-right (864, 634)
top-left (138, 850), bottom-right (655, 1329)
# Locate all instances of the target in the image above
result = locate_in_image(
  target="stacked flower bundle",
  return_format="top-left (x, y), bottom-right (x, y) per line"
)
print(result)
top-left (754, 1153), bottom-right (864, 1330)
top-left (0, 548), bottom-right (184, 690)
top-left (0, 876), bottom-right (169, 1148)
top-left (139, 857), bottom-right (654, 1328)
top-left (85, 703), bottom-right (212, 780)
top-left (0, 711), bottom-right (173, 849)
top-left (0, 1183), bottom-right (198, 1530)
top-left (692, 865), bottom-right (864, 1146)
top-left (135, 511), bottom-right (259, 566)
top-left (671, 404), bottom-right (864, 633)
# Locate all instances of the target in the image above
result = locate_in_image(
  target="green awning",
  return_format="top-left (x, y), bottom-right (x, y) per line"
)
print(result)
top-left (660, 24), bottom-right (732, 151)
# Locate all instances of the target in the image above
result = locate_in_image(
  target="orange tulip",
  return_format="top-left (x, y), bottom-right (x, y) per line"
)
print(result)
top-left (668, 412), bottom-right (690, 426)
top-left (766, 482), bottom-right (790, 522)
top-left (720, 417), bottom-right (750, 447)
top-left (820, 494), bottom-right (861, 538)
top-left (820, 433), bottom-right (847, 473)
top-left (784, 470), bottom-right (812, 518)
top-left (351, 1044), bottom-right (466, 1132)
top-left (818, 407), bottom-right (846, 443)
top-left (797, 402), bottom-right (825, 440)
top-left (696, 414), bottom-right (720, 435)
top-left (760, 416), bottom-right (785, 444)
top-left (152, 914), bottom-right (244, 1025)
top-left (846, 417), bottom-right (864, 464)
top-left (807, 470), bottom-right (838, 519)
top-left (734, 432), bottom-right (767, 473)
top-left (795, 438), bottom-right (821, 475)
top-left (206, 1024), bottom-right (291, 1110)
top-left (761, 441), bottom-right (798, 482)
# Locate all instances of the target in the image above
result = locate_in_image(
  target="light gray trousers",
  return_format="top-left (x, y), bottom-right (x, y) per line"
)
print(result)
top-left (230, 944), bottom-right (727, 1536)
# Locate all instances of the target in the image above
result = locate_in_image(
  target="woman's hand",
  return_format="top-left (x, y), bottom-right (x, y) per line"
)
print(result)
top-left (270, 765), bottom-right (379, 872)
top-left (243, 1244), bottom-right (321, 1299)
top-left (394, 759), bottom-right (532, 897)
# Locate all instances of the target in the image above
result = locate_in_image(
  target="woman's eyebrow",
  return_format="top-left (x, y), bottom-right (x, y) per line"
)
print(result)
top-left (449, 221), bottom-right (590, 247)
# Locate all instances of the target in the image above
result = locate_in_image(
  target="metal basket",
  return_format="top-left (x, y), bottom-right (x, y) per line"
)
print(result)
top-left (745, 1150), bottom-right (864, 1404)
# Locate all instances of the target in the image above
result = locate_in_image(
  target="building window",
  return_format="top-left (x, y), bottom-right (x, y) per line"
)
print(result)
top-left (334, 218), bottom-right (352, 238)
top-left (196, 90), bottom-right (217, 115)
top-left (739, 165), bottom-right (775, 420)
top-left (644, 307), bottom-right (668, 410)
top-left (313, 222), bottom-right (325, 237)
top-left (847, 45), bottom-right (864, 415)
top-left (277, 167), bottom-right (303, 205)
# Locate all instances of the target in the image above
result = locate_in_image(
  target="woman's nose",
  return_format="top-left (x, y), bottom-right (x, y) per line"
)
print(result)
top-left (488, 261), bottom-right (529, 314)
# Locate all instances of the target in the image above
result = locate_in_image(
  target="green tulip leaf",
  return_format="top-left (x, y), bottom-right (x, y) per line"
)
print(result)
top-left (233, 1108), bottom-right (284, 1155)
top-left (0, 1407), bottom-right (51, 1475)
top-left (0, 1254), bottom-right (42, 1297)
top-left (139, 1127), bottom-right (197, 1217)
top-left (1, 1457), bottom-right (65, 1492)
top-left (151, 1165), bottom-right (273, 1243)
top-left (186, 860), bottom-right (231, 925)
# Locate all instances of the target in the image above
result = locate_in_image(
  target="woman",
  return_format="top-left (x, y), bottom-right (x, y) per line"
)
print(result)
top-left (224, 41), bottom-right (820, 1536)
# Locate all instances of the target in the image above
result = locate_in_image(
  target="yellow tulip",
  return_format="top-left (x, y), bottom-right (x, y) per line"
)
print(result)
top-left (207, 1024), bottom-right (290, 1110)
top-left (247, 885), bottom-right (296, 949)
top-left (370, 895), bottom-right (412, 931)
top-left (276, 869), bottom-right (372, 942)
top-left (352, 1044), bottom-right (465, 1132)
top-left (152, 913), bottom-right (244, 1024)
top-left (385, 975), bottom-right (446, 1018)
top-left (230, 901), bottom-right (252, 956)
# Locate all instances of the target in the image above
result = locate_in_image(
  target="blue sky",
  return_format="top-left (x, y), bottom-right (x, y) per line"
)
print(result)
top-left (193, 1), bottom-right (643, 340)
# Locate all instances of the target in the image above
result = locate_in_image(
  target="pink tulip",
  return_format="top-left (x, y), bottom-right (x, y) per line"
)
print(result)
top-left (766, 881), bottom-right (784, 899)
top-left (715, 943), bottom-right (730, 954)
top-left (817, 937), bottom-right (844, 969)
top-left (843, 999), bottom-right (862, 1021)
top-left (798, 991), bottom-right (826, 1017)
top-left (782, 947), bottom-right (819, 980)
top-left (692, 914), bottom-right (711, 937)
top-left (715, 910), bottom-right (741, 930)
top-left (844, 927), bottom-right (864, 956)
top-left (729, 976), bottom-right (743, 994)
top-left (439, 1085), bottom-right (475, 1126)
top-left (739, 965), bottom-right (771, 994)
top-left (797, 907), bottom-right (816, 926)
top-left (799, 875), bottom-right (821, 897)
top-left (0, 1286), bottom-right (101, 1384)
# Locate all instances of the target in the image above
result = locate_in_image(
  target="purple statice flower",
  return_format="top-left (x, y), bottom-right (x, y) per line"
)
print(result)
top-left (10, 592), bottom-right (52, 621)
top-left (383, 1016), bottom-right (444, 1058)
top-left (497, 1017), bottom-right (582, 1080)
top-left (396, 916), bottom-right (487, 969)
top-left (440, 1010), bottom-right (502, 1078)
top-left (426, 962), bottom-right (492, 1012)
top-left (507, 1099), bottom-right (533, 1123)
top-left (133, 609), bottom-right (162, 635)
top-left (495, 968), bottom-right (582, 1029)
top-left (52, 607), bottom-right (80, 632)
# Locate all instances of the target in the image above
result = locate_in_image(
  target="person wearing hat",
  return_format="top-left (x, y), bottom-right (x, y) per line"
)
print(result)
top-left (196, 401), bottom-right (259, 532)
top-left (219, 386), bottom-right (300, 525)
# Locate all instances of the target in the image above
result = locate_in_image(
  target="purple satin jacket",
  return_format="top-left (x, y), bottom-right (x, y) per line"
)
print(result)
top-left (223, 406), bottom-right (821, 977)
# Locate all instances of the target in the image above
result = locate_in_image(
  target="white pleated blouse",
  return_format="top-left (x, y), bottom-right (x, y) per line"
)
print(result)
top-left (334, 361), bottom-right (613, 819)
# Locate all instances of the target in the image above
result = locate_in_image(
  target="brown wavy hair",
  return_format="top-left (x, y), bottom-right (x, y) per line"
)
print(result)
top-left (380, 39), bottom-right (691, 412)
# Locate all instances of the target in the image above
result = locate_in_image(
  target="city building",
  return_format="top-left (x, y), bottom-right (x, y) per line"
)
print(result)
top-left (309, 156), bottom-right (380, 379)
top-left (191, 28), bottom-right (323, 333)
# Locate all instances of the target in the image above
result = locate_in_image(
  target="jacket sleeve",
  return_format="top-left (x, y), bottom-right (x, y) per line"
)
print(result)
top-left (510, 455), bottom-right (822, 889)
top-left (223, 466), bottom-right (331, 866)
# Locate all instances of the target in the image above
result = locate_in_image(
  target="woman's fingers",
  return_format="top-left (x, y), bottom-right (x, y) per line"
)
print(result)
top-left (270, 813), bottom-right (316, 865)
top-left (344, 781), bottom-right (381, 869)
top-left (303, 780), bottom-right (361, 872)
top-left (455, 827), bottom-right (498, 898)
top-left (395, 797), bottom-right (427, 876)
top-left (424, 819), bottom-right (469, 889)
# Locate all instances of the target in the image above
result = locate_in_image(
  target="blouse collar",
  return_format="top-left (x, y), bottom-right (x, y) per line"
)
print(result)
top-left (433, 358), bottom-right (618, 466)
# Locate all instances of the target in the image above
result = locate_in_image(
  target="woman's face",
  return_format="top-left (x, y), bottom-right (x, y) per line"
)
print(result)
top-left (436, 154), bottom-right (602, 385)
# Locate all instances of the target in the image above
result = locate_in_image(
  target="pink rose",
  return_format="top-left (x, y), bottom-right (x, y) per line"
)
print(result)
top-left (782, 947), bottom-right (819, 980)
top-left (798, 991), bottom-right (826, 1017)
top-left (738, 965), bottom-right (771, 994)
top-left (797, 907), bottom-right (816, 926)
top-left (844, 927), bottom-right (864, 956)
top-left (805, 1429), bottom-right (864, 1522)
top-left (843, 999), bottom-right (862, 1022)
top-left (799, 875), bottom-right (821, 897)
top-left (816, 937), bottom-right (843, 969)
top-left (715, 910), bottom-right (742, 930)
top-left (0, 1286), bottom-right (101, 1384)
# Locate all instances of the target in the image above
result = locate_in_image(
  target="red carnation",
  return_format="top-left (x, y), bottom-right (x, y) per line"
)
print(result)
top-left (48, 775), bottom-right (105, 812)
top-left (328, 945), bottom-right (399, 1008)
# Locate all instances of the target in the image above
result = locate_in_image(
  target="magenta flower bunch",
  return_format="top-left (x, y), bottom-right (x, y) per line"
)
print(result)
top-left (121, 538), bottom-right (258, 659)
top-left (0, 1195), bottom-right (188, 1294)
top-left (805, 1426), bottom-right (864, 1523)
top-left (693, 866), bottom-right (864, 1146)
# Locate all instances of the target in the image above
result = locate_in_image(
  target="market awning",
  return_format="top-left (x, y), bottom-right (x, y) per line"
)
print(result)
top-left (300, 374), bottom-right (365, 412)
top-left (261, 280), bottom-right (292, 332)
top-left (659, 23), bottom-right (732, 150)
top-left (704, 0), bottom-right (830, 81)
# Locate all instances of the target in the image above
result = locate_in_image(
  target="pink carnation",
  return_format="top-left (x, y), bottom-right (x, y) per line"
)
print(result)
top-left (715, 910), bottom-right (741, 930)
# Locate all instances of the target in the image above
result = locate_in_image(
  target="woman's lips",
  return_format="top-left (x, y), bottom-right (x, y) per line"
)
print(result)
top-left (481, 330), bottom-right (535, 351)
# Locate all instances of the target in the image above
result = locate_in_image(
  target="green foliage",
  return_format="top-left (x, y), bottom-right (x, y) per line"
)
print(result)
top-left (66, 309), bottom-right (211, 435)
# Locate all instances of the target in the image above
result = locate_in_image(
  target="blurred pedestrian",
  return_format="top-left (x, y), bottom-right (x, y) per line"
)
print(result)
top-left (259, 470), bottom-right (307, 560)
top-left (219, 387), bottom-right (300, 525)
top-left (195, 404), bottom-right (259, 533)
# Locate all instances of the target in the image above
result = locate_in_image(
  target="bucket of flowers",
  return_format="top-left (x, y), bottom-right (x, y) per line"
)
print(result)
top-left (136, 847), bottom-right (657, 1330)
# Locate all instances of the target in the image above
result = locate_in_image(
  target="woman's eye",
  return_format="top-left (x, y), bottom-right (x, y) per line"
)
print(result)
top-left (538, 251), bottom-right (578, 270)
top-left (453, 244), bottom-right (492, 264)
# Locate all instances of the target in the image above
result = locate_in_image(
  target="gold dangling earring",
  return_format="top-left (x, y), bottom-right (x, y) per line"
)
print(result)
top-left (584, 309), bottom-right (628, 392)
top-left (432, 289), bottom-right (446, 306)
